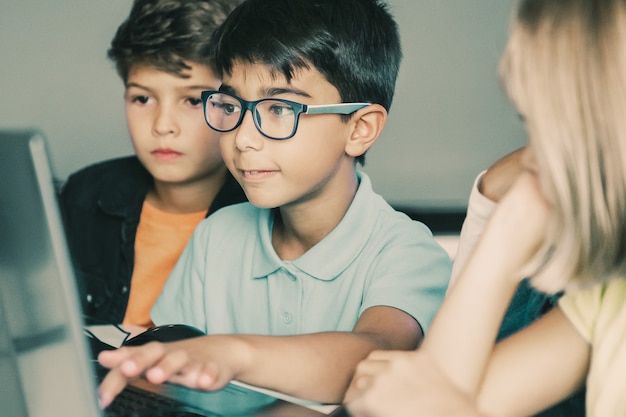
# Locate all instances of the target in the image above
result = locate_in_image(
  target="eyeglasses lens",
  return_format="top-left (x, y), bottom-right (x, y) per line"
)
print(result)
top-left (205, 93), bottom-right (296, 140)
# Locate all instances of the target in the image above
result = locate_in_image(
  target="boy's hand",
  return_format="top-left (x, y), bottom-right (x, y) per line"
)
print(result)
top-left (344, 350), bottom-right (483, 417)
top-left (97, 336), bottom-right (237, 408)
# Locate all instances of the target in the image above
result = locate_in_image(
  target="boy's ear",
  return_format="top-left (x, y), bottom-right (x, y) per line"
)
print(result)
top-left (345, 104), bottom-right (387, 158)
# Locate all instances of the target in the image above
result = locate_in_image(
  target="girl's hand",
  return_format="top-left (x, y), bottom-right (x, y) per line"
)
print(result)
top-left (480, 170), bottom-right (551, 281)
top-left (345, 350), bottom-right (483, 417)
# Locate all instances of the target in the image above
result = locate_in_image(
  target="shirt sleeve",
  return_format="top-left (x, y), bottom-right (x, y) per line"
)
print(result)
top-left (558, 283), bottom-right (605, 343)
top-left (449, 171), bottom-right (496, 288)
top-left (361, 220), bottom-right (453, 334)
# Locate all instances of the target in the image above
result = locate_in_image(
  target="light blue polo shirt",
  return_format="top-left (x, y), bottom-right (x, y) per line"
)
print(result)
top-left (152, 172), bottom-right (451, 335)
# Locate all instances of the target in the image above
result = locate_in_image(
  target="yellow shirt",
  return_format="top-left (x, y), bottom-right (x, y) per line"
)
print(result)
top-left (559, 278), bottom-right (626, 417)
top-left (123, 201), bottom-right (206, 328)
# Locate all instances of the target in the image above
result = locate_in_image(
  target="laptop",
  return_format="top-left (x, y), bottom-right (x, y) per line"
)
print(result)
top-left (0, 129), bottom-right (329, 417)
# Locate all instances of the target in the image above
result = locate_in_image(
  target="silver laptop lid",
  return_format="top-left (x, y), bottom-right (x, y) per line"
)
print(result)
top-left (0, 129), bottom-right (101, 417)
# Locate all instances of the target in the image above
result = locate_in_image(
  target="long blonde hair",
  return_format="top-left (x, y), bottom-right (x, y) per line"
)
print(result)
top-left (499, 0), bottom-right (626, 292)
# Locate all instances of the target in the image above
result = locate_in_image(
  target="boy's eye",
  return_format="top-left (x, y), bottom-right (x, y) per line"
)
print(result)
top-left (187, 97), bottom-right (202, 107)
top-left (220, 103), bottom-right (238, 115)
top-left (131, 95), bottom-right (150, 104)
top-left (267, 103), bottom-right (294, 117)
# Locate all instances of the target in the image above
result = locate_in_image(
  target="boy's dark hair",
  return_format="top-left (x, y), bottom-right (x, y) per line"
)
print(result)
top-left (211, 0), bottom-right (402, 114)
top-left (108, 0), bottom-right (242, 82)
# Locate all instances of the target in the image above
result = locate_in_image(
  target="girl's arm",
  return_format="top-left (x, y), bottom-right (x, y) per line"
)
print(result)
top-left (476, 307), bottom-right (589, 417)
top-left (421, 172), bottom-right (550, 395)
top-left (345, 305), bottom-right (589, 417)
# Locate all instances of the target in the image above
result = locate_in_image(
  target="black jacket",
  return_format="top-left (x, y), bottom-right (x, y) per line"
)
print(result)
top-left (59, 156), bottom-right (246, 325)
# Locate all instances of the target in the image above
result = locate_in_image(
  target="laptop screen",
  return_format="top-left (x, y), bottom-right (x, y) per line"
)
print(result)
top-left (0, 129), bottom-right (101, 417)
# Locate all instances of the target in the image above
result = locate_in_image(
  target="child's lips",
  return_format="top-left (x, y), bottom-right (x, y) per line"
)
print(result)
top-left (241, 169), bottom-right (277, 180)
top-left (152, 148), bottom-right (182, 160)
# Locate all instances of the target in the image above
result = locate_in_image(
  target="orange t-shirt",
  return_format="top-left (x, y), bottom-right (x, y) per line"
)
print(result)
top-left (122, 201), bottom-right (206, 327)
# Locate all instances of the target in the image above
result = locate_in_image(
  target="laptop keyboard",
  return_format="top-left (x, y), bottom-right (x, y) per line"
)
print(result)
top-left (103, 384), bottom-right (213, 417)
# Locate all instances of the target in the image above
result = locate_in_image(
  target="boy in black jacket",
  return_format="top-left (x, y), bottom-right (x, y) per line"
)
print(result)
top-left (60, 0), bottom-right (245, 327)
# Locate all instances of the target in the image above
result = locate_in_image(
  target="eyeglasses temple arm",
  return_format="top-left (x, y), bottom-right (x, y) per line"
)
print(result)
top-left (304, 103), bottom-right (370, 115)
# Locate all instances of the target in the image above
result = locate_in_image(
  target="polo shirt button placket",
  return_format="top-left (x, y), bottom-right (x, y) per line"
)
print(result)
top-left (281, 312), bottom-right (293, 325)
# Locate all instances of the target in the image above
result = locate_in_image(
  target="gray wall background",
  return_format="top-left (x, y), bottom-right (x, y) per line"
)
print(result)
top-left (0, 0), bottom-right (525, 210)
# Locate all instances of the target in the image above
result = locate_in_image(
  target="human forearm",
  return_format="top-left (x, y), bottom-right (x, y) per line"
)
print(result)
top-left (423, 173), bottom-right (550, 396)
top-left (97, 332), bottom-right (364, 405)
top-left (228, 306), bottom-right (421, 403)
top-left (229, 331), bottom-right (384, 403)
top-left (473, 308), bottom-right (589, 417)
top-left (451, 148), bottom-right (526, 288)
top-left (422, 236), bottom-right (521, 396)
top-left (99, 306), bottom-right (420, 406)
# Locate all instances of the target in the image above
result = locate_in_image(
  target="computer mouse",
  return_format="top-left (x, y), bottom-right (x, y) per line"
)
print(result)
top-left (123, 324), bottom-right (206, 347)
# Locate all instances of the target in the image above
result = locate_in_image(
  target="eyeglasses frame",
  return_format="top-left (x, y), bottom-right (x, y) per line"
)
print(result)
top-left (201, 90), bottom-right (370, 140)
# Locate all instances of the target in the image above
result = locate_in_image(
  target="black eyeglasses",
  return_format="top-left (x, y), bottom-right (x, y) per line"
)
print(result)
top-left (201, 90), bottom-right (370, 140)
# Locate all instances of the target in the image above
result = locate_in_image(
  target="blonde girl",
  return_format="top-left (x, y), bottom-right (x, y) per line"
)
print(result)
top-left (345, 0), bottom-right (626, 416)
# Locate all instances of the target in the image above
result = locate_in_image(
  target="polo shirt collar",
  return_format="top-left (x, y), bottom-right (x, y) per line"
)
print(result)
top-left (251, 171), bottom-right (380, 281)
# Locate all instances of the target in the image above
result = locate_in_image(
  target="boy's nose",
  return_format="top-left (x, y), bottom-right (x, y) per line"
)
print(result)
top-left (233, 111), bottom-right (263, 151)
top-left (153, 105), bottom-right (179, 136)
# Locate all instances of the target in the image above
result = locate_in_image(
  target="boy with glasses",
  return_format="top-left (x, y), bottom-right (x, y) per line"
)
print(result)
top-left (98, 0), bottom-right (452, 406)
top-left (59, 0), bottom-right (246, 328)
